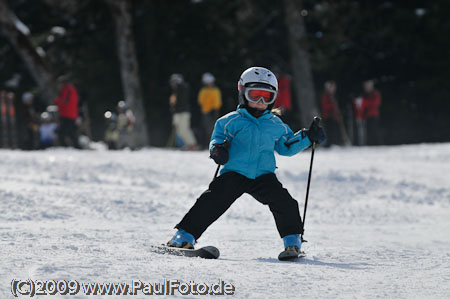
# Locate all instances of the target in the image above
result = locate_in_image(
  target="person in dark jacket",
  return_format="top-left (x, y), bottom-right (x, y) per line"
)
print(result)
top-left (169, 73), bottom-right (198, 150)
top-left (21, 92), bottom-right (39, 150)
top-left (166, 67), bottom-right (326, 256)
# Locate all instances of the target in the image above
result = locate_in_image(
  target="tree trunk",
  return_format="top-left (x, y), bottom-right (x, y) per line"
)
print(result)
top-left (106, 0), bottom-right (149, 147)
top-left (0, 0), bottom-right (58, 101)
top-left (282, 0), bottom-right (319, 127)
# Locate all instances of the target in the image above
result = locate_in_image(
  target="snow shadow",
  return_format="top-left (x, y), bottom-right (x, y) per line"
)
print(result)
top-left (256, 257), bottom-right (372, 270)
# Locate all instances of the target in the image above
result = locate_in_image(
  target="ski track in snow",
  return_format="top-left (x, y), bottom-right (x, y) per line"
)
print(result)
top-left (1, 144), bottom-right (450, 298)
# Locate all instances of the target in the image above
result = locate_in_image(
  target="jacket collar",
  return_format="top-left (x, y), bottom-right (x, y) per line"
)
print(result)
top-left (237, 107), bottom-right (272, 121)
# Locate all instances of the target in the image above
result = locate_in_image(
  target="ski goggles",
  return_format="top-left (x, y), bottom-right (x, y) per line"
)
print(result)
top-left (245, 87), bottom-right (277, 105)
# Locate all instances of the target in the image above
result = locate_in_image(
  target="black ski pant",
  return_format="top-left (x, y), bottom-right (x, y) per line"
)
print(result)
top-left (58, 117), bottom-right (80, 148)
top-left (366, 117), bottom-right (382, 145)
top-left (176, 171), bottom-right (304, 240)
top-left (324, 119), bottom-right (342, 146)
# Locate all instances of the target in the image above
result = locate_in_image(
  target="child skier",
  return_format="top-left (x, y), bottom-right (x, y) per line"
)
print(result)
top-left (168, 67), bottom-right (326, 254)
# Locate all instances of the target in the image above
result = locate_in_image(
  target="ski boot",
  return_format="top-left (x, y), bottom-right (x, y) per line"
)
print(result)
top-left (278, 234), bottom-right (304, 261)
top-left (167, 229), bottom-right (195, 249)
top-left (283, 234), bottom-right (302, 252)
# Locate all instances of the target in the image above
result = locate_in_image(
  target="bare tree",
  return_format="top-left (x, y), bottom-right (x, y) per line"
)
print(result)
top-left (282, 0), bottom-right (319, 127)
top-left (105, 0), bottom-right (149, 147)
top-left (0, 0), bottom-right (58, 101)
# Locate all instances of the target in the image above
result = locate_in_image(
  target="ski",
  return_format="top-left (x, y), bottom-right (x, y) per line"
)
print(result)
top-left (278, 250), bottom-right (306, 261)
top-left (150, 245), bottom-right (220, 259)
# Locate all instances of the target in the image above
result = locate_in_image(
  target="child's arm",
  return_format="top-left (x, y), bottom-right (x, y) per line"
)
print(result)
top-left (276, 130), bottom-right (312, 156)
top-left (209, 115), bottom-right (235, 150)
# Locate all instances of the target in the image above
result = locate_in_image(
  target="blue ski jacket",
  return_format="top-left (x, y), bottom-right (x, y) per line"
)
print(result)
top-left (210, 107), bottom-right (312, 179)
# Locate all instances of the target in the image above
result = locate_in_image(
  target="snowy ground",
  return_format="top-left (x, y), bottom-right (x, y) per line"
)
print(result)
top-left (1, 143), bottom-right (450, 298)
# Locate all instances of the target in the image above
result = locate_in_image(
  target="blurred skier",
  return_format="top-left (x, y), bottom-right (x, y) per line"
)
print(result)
top-left (54, 76), bottom-right (80, 148)
top-left (321, 80), bottom-right (341, 146)
top-left (321, 81), bottom-right (351, 146)
top-left (39, 112), bottom-right (57, 149)
top-left (168, 73), bottom-right (198, 150)
top-left (116, 101), bottom-right (135, 149)
top-left (103, 110), bottom-right (119, 150)
top-left (1, 91), bottom-right (18, 148)
top-left (361, 80), bottom-right (382, 145)
top-left (272, 67), bottom-right (294, 126)
top-left (353, 80), bottom-right (382, 146)
top-left (197, 72), bottom-right (222, 148)
top-left (353, 95), bottom-right (366, 146)
top-left (167, 67), bottom-right (326, 256)
top-left (21, 92), bottom-right (39, 150)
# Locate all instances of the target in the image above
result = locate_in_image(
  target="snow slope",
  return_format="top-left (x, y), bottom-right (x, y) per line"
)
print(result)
top-left (1, 144), bottom-right (450, 298)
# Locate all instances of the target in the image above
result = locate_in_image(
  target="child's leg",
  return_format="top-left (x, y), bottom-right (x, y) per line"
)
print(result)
top-left (176, 172), bottom-right (248, 239)
top-left (247, 173), bottom-right (303, 237)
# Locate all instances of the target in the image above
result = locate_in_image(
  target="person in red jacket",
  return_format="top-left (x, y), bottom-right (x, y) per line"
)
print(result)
top-left (1, 90), bottom-right (18, 148)
top-left (361, 80), bottom-right (382, 145)
top-left (321, 80), bottom-right (342, 146)
top-left (273, 68), bottom-right (294, 126)
top-left (54, 77), bottom-right (80, 148)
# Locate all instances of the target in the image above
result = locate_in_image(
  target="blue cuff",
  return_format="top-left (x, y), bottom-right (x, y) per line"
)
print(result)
top-left (283, 234), bottom-right (301, 248)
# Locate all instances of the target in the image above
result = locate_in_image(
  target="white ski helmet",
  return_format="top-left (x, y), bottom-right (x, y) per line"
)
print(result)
top-left (40, 111), bottom-right (51, 121)
top-left (202, 72), bottom-right (215, 85)
top-left (169, 73), bottom-right (184, 85)
top-left (104, 110), bottom-right (117, 122)
top-left (238, 66), bottom-right (278, 108)
top-left (22, 92), bottom-right (34, 104)
top-left (117, 100), bottom-right (128, 111)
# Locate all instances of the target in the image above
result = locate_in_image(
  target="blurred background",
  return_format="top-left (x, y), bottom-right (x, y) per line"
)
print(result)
top-left (1, 0), bottom-right (449, 149)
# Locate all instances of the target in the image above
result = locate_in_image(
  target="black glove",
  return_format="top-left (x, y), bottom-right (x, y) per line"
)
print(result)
top-left (210, 141), bottom-right (231, 165)
top-left (305, 117), bottom-right (327, 144)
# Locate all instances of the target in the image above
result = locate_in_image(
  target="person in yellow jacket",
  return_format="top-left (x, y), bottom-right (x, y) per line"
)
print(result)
top-left (198, 72), bottom-right (222, 148)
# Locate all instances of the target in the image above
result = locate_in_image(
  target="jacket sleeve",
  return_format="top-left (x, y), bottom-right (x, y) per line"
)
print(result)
top-left (209, 115), bottom-right (235, 150)
top-left (275, 129), bottom-right (312, 156)
top-left (54, 87), bottom-right (65, 105)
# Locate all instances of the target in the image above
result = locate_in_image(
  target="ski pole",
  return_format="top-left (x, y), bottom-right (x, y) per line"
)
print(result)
top-left (301, 116), bottom-right (321, 242)
top-left (212, 140), bottom-right (229, 181)
top-left (213, 164), bottom-right (220, 180)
